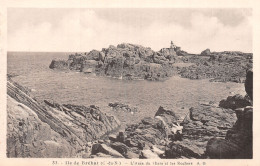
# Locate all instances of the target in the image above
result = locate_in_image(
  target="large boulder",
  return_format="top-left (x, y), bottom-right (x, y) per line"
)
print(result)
top-left (177, 104), bottom-right (237, 157)
top-left (140, 149), bottom-right (160, 159)
top-left (200, 49), bottom-right (211, 56)
top-left (206, 138), bottom-right (242, 159)
top-left (165, 142), bottom-right (201, 159)
top-left (159, 48), bottom-right (177, 61)
top-left (219, 94), bottom-right (252, 110)
top-left (87, 50), bottom-right (105, 62)
top-left (91, 144), bottom-right (124, 158)
top-left (206, 107), bottom-right (252, 158)
top-left (49, 60), bottom-right (69, 70)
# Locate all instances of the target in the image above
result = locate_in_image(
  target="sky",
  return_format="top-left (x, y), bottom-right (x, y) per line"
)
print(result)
top-left (7, 8), bottom-right (252, 53)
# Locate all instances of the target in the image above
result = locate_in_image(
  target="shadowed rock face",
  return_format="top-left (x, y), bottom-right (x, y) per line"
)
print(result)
top-left (245, 69), bottom-right (253, 100)
top-left (49, 60), bottom-right (69, 70)
top-left (206, 106), bottom-right (253, 159)
top-left (7, 79), bottom-right (120, 158)
top-left (7, 95), bottom-right (75, 157)
top-left (206, 70), bottom-right (253, 159)
top-left (219, 94), bottom-right (252, 110)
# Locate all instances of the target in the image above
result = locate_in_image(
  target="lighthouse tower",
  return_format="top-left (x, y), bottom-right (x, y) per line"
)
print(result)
top-left (170, 41), bottom-right (176, 49)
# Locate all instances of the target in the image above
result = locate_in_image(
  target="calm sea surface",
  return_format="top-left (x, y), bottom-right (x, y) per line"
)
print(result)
top-left (7, 52), bottom-right (246, 126)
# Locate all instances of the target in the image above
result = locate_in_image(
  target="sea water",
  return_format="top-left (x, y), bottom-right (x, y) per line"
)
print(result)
top-left (7, 52), bottom-right (246, 125)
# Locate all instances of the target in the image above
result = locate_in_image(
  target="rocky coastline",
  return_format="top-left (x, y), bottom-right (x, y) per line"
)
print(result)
top-left (49, 43), bottom-right (181, 81)
top-left (177, 49), bottom-right (252, 83)
top-left (7, 68), bottom-right (253, 158)
top-left (49, 44), bottom-right (252, 83)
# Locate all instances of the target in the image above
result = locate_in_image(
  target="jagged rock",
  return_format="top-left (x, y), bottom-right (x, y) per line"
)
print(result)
top-left (117, 132), bottom-right (126, 143)
top-left (200, 49), bottom-right (211, 56)
top-left (91, 144), bottom-right (124, 158)
top-left (225, 106), bottom-right (252, 158)
top-left (165, 142), bottom-right (202, 159)
top-left (140, 149), bottom-right (160, 159)
top-left (178, 52), bottom-right (252, 83)
top-left (151, 145), bottom-right (164, 156)
top-left (125, 139), bottom-right (138, 147)
top-left (219, 94), bottom-right (252, 109)
top-left (80, 60), bottom-right (98, 73)
top-left (178, 105), bottom-right (237, 157)
top-left (86, 50), bottom-right (103, 61)
top-left (49, 60), bottom-right (69, 70)
top-left (110, 142), bottom-right (130, 157)
top-left (49, 43), bottom-right (178, 81)
top-left (185, 106), bottom-right (236, 133)
top-left (7, 96), bottom-right (75, 157)
top-left (7, 79), bottom-right (121, 158)
top-left (123, 106), bottom-right (205, 159)
top-left (108, 134), bottom-right (117, 142)
top-left (124, 151), bottom-right (139, 159)
top-left (109, 102), bottom-right (138, 114)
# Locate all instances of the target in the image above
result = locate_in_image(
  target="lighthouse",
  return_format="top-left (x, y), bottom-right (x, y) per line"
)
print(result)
top-left (170, 41), bottom-right (176, 49)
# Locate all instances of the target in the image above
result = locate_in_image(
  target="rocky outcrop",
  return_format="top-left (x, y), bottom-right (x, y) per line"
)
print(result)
top-left (200, 49), bottom-right (211, 56)
top-left (219, 94), bottom-right (252, 109)
top-left (49, 43), bottom-right (252, 83)
top-left (206, 70), bottom-right (253, 159)
top-left (7, 79), bottom-right (120, 158)
top-left (85, 105), bottom-right (237, 159)
top-left (89, 106), bottom-right (183, 158)
top-left (178, 51), bottom-right (253, 83)
top-left (43, 101), bottom-right (121, 141)
top-left (174, 104), bottom-right (237, 158)
top-left (49, 59), bottom-right (69, 70)
top-left (7, 95), bottom-right (75, 157)
top-left (206, 106), bottom-right (253, 159)
top-left (109, 102), bottom-right (138, 114)
top-left (49, 43), bottom-right (183, 81)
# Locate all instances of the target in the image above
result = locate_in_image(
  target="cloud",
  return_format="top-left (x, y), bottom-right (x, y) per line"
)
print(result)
top-left (8, 9), bottom-right (252, 53)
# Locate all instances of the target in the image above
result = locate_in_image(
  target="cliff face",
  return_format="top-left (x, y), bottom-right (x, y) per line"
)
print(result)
top-left (49, 43), bottom-right (181, 81)
top-left (7, 79), bottom-right (120, 158)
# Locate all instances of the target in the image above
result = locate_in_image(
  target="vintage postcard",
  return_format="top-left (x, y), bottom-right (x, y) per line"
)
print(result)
top-left (0, 0), bottom-right (259, 166)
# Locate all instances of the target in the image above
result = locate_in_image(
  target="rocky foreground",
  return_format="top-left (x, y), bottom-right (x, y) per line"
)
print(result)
top-left (49, 43), bottom-right (252, 83)
top-left (7, 78), bottom-right (120, 157)
top-left (7, 69), bottom-right (253, 158)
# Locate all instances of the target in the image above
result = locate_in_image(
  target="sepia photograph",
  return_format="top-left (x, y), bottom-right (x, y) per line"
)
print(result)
top-left (1, 1), bottom-right (259, 165)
